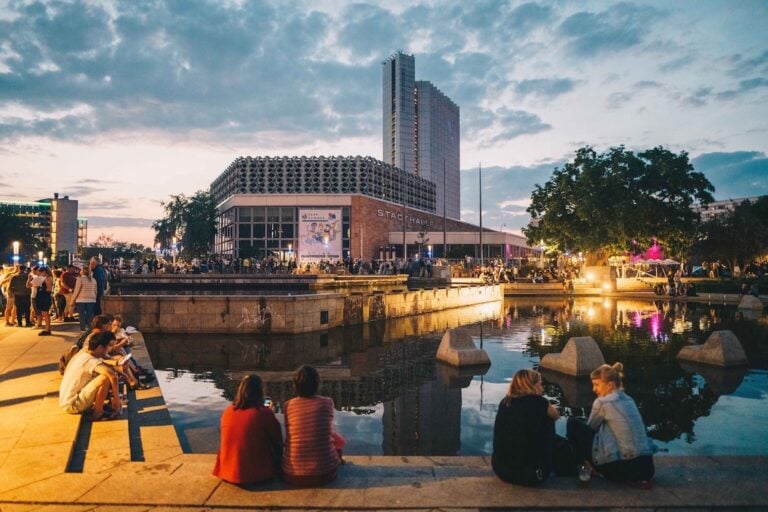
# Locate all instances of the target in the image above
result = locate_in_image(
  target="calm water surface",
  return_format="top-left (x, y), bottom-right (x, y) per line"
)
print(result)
top-left (144, 298), bottom-right (768, 456)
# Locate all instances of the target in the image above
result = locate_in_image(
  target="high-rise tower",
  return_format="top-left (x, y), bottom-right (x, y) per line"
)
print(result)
top-left (383, 51), bottom-right (460, 219)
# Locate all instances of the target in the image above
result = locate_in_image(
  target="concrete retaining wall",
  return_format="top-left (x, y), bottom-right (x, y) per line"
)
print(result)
top-left (104, 284), bottom-right (502, 334)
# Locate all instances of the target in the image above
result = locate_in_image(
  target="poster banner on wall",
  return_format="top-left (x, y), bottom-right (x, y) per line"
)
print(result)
top-left (298, 209), bottom-right (342, 263)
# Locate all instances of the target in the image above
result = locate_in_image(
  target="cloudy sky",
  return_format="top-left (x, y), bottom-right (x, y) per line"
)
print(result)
top-left (1, 0), bottom-right (767, 247)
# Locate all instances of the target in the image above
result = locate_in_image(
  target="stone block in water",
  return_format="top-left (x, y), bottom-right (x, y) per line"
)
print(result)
top-left (738, 295), bottom-right (764, 311)
top-left (437, 361), bottom-right (490, 388)
top-left (436, 328), bottom-right (490, 367)
top-left (676, 330), bottom-right (748, 367)
top-left (540, 368), bottom-right (595, 408)
top-left (678, 361), bottom-right (748, 395)
top-left (540, 336), bottom-right (605, 376)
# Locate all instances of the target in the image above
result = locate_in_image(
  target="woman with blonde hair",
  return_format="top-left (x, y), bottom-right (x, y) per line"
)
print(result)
top-left (567, 362), bottom-right (656, 486)
top-left (492, 368), bottom-right (561, 486)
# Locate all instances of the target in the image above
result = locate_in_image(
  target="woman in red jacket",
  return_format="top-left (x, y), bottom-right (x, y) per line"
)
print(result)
top-left (213, 374), bottom-right (283, 485)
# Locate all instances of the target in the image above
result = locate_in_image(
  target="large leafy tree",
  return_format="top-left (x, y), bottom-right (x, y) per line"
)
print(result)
top-left (693, 197), bottom-right (768, 270)
top-left (152, 190), bottom-right (217, 258)
top-left (524, 146), bottom-right (714, 264)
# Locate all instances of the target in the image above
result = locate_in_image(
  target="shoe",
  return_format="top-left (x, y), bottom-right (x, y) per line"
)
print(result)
top-left (38, 330), bottom-right (52, 336)
top-left (129, 382), bottom-right (151, 391)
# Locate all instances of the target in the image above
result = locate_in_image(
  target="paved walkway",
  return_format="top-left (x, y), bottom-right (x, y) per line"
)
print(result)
top-left (1, 320), bottom-right (767, 511)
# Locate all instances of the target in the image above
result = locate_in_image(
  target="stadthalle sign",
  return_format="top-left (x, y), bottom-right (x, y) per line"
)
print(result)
top-left (376, 208), bottom-right (435, 227)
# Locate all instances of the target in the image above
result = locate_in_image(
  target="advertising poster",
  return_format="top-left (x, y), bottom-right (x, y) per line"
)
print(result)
top-left (298, 209), bottom-right (342, 263)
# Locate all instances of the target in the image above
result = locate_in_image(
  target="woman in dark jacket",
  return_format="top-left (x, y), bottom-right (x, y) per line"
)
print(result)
top-left (492, 368), bottom-right (561, 486)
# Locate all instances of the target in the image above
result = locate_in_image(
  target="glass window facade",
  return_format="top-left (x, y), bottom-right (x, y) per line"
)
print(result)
top-left (215, 206), bottom-right (351, 260)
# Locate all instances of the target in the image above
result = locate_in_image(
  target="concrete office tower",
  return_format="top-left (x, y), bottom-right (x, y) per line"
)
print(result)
top-left (382, 51), bottom-right (416, 174)
top-left (50, 193), bottom-right (79, 256)
top-left (382, 51), bottom-right (460, 219)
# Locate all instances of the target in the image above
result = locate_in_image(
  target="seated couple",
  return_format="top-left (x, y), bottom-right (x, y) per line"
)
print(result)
top-left (492, 363), bottom-right (656, 487)
top-left (213, 365), bottom-right (345, 487)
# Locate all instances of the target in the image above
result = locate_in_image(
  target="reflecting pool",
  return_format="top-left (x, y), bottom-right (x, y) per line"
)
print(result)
top-left (143, 297), bottom-right (768, 456)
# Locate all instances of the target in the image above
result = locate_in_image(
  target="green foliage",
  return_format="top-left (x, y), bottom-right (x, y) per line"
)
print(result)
top-left (152, 190), bottom-right (217, 258)
top-left (693, 196), bottom-right (768, 269)
top-left (524, 146), bottom-right (714, 264)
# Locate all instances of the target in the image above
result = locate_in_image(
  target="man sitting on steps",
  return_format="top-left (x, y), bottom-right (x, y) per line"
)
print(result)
top-left (59, 331), bottom-right (122, 421)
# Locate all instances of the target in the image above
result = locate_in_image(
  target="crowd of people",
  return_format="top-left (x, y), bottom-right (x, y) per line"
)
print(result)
top-left (1, 257), bottom-right (112, 333)
top-left (211, 361), bottom-right (655, 490)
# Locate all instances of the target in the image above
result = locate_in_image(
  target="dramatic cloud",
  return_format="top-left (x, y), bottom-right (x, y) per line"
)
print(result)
top-left (483, 109), bottom-right (551, 145)
top-left (560, 3), bottom-right (666, 57)
top-left (692, 151), bottom-right (768, 199)
top-left (460, 161), bottom-right (563, 232)
top-left (0, 1), bottom-right (766, 245)
top-left (514, 78), bottom-right (578, 99)
top-left (84, 216), bottom-right (155, 228)
top-left (716, 78), bottom-right (768, 101)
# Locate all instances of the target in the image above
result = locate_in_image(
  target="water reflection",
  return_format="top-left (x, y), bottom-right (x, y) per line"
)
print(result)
top-left (145, 297), bottom-right (768, 456)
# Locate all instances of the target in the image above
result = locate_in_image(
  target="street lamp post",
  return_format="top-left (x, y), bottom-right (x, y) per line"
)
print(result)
top-left (12, 241), bottom-right (19, 263)
top-left (172, 237), bottom-right (177, 265)
top-left (38, 251), bottom-right (43, 265)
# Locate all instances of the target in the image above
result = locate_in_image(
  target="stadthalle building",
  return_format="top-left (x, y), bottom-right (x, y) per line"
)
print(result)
top-left (211, 52), bottom-right (535, 263)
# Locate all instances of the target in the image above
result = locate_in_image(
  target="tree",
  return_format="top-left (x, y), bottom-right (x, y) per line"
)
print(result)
top-left (152, 190), bottom-right (217, 258)
top-left (91, 233), bottom-right (117, 248)
top-left (693, 197), bottom-right (768, 270)
top-left (183, 190), bottom-right (218, 257)
top-left (524, 146), bottom-right (714, 265)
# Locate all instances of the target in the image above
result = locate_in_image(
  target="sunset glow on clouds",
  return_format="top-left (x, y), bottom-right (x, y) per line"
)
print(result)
top-left (1, 0), bottom-right (766, 246)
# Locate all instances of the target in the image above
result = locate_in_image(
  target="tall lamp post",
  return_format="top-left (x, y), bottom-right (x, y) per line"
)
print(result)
top-left (172, 237), bottom-right (177, 265)
top-left (12, 241), bottom-right (20, 263)
top-left (38, 251), bottom-right (43, 265)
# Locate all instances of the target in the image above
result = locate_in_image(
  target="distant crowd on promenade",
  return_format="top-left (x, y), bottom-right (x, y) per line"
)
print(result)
top-left (1, 257), bottom-right (113, 333)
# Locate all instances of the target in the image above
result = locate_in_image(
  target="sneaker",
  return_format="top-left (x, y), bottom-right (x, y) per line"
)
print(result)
top-left (38, 330), bottom-right (52, 336)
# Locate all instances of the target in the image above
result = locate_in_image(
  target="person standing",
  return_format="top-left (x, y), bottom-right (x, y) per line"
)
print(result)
top-left (60, 264), bottom-right (79, 321)
top-left (282, 365), bottom-right (344, 486)
top-left (90, 257), bottom-right (108, 315)
top-left (2, 264), bottom-right (19, 326)
top-left (33, 266), bottom-right (54, 336)
top-left (10, 266), bottom-right (32, 327)
top-left (212, 374), bottom-right (283, 485)
top-left (567, 363), bottom-right (656, 485)
top-left (492, 369), bottom-right (562, 486)
top-left (72, 266), bottom-right (98, 331)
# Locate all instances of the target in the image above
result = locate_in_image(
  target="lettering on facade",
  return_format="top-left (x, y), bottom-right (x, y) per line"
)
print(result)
top-left (376, 208), bottom-right (435, 228)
